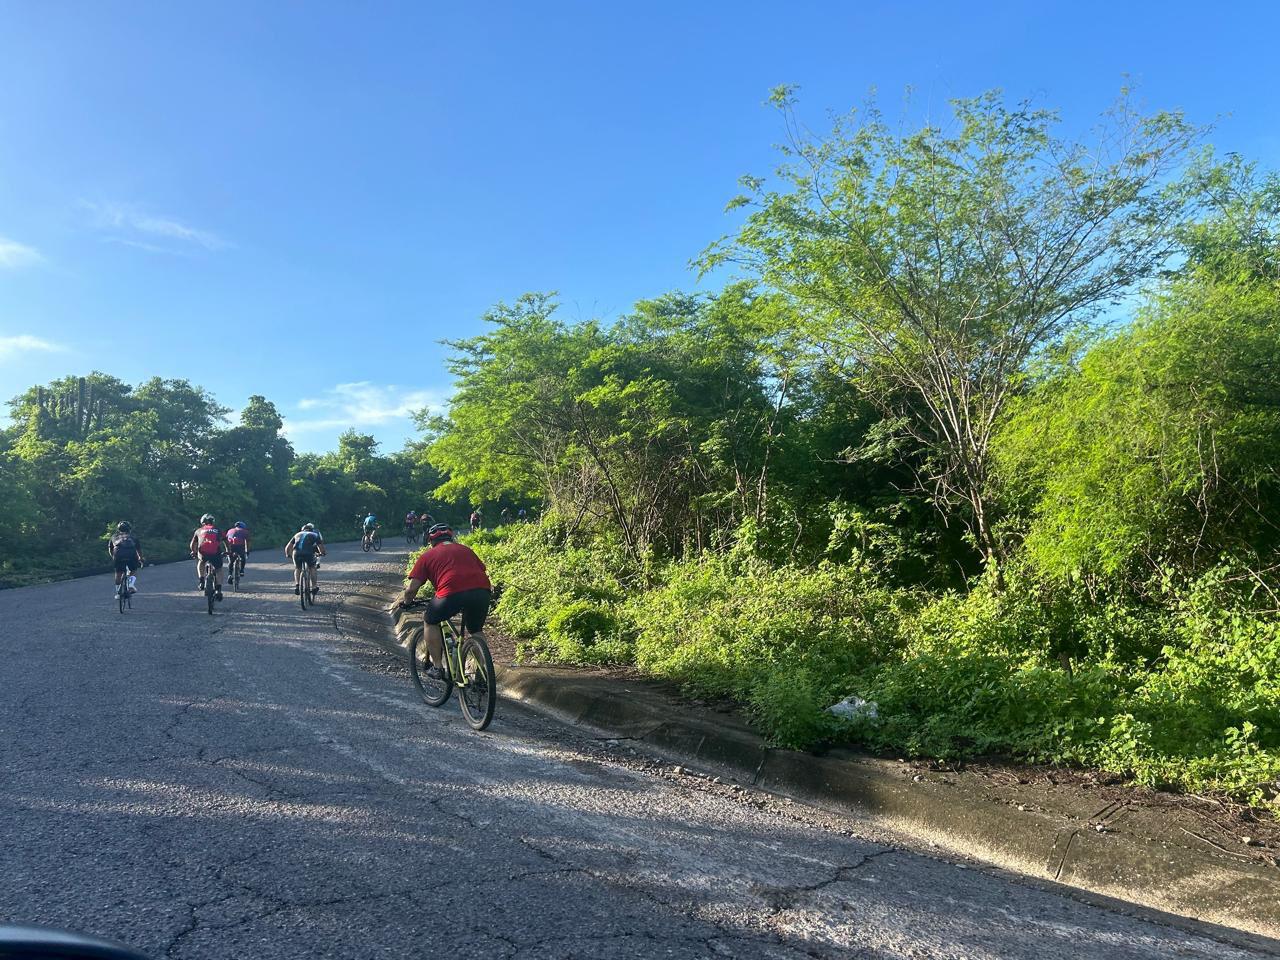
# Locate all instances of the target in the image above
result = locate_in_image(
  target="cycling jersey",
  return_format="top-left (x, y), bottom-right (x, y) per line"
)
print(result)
top-left (109, 533), bottom-right (141, 559)
top-left (363, 515), bottom-right (377, 530)
top-left (194, 525), bottom-right (223, 557)
top-left (226, 527), bottom-right (249, 549)
top-left (408, 542), bottom-right (490, 598)
top-left (292, 530), bottom-right (323, 555)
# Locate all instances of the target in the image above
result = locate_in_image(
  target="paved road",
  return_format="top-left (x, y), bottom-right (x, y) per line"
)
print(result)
top-left (1, 544), bottom-right (1273, 959)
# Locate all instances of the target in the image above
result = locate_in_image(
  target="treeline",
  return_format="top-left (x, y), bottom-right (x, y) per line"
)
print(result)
top-left (0, 378), bottom-right (453, 586)
top-left (427, 92), bottom-right (1280, 805)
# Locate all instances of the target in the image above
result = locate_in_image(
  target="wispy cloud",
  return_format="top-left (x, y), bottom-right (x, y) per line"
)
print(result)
top-left (0, 334), bottom-right (66, 362)
top-left (0, 236), bottom-right (42, 268)
top-left (284, 382), bottom-right (448, 435)
top-left (81, 200), bottom-right (228, 253)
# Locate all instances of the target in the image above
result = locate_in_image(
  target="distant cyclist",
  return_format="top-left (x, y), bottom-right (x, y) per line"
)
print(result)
top-left (469, 508), bottom-right (482, 532)
top-left (188, 514), bottom-right (225, 601)
top-left (285, 522), bottom-right (327, 595)
top-left (108, 521), bottom-right (146, 597)
top-left (226, 521), bottom-right (251, 575)
top-left (404, 510), bottom-right (418, 536)
top-left (390, 523), bottom-right (492, 679)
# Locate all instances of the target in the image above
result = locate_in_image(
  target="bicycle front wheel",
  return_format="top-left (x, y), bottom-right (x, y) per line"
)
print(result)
top-left (458, 634), bottom-right (496, 731)
top-left (409, 630), bottom-right (451, 707)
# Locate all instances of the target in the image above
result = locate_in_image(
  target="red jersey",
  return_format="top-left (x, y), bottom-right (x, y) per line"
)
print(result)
top-left (408, 542), bottom-right (490, 597)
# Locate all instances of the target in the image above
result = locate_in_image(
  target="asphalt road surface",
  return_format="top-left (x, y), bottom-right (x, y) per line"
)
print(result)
top-left (1, 543), bottom-right (1273, 959)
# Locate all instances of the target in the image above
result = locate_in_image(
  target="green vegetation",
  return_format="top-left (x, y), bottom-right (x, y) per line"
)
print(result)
top-left (417, 93), bottom-right (1280, 809)
top-left (0, 383), bottom-right (452, 586)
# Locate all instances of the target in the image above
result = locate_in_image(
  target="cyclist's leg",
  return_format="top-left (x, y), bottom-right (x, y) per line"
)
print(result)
top-left (293, 554), bottom-right (304, 591)
top-left (425, 593), bottom-right (465, 667)
top-left (460, 588), bottom-right (494, 637)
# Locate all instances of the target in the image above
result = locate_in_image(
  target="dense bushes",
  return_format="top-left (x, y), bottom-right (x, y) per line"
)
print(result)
top-left (444, 523), bottom-right (1280, 808)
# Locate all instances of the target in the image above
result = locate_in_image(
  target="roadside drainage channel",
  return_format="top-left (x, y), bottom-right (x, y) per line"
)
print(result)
top-left (333, 572), bottom-right (1280, 945)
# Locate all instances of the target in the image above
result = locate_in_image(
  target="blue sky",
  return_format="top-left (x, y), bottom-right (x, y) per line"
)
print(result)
top-left (1, 1), bottom-right (1277, 453)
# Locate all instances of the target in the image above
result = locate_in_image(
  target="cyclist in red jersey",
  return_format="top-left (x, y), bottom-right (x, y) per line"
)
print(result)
top-left (390, 523), bottom-right (491, 678)
top-left (188, 513), bottom-right (226, 600)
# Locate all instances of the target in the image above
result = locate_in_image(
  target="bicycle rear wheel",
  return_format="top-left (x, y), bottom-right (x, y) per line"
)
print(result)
top-left (409, 629), bottom-right (451, 707)
top-left (458, 633), bottom-right (496, 731)
top-left (205, 570), bottom-right (215, 615)
top-left (362, 536), bottom-right (371, 552)
top-left (299, 566), bottom-right (310, 610)
top-left (373, 533), bottom-right (382, 551)
top-left (118, 582), bottom-right (126, 614)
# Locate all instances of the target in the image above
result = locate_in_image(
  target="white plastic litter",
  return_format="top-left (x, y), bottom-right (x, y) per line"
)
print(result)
top-left (826, 695), bottom-right (878, 720)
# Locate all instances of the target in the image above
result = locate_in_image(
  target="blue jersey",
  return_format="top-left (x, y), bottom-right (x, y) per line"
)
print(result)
top-left (363, 515), bottom-right (377, 529)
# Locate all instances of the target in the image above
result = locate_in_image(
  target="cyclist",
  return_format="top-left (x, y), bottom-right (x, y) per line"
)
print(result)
top-left (390, 523), bottom-right (492, 679)
top-left (500, 507), bottom-right (511, 524)
top-left (285, 522), bottom-right (327, 595)
top-left (188, 514), bottom-right (225, 601)
top-left (225, 521), bottom-right (251, 577)
top-left (404, 509), bottom-right (418, 536)
top-left (362, 511), bottom-right (379, 545)
top-left (469, 508), bottom-right (482, 532)
top-left (108, 521), bottom-right (146, 597)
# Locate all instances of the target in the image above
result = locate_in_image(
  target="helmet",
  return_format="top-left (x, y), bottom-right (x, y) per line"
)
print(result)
top-left (302, 522), bottom-right (315, 531)
top-left (427, 523), bottom-right (454, 544)
top-left (200, 514), bottom-right (214, 525)
top-left (235, 521), bottom-right (247, 529)
top-left (116, 521), bottom-right (131, 533)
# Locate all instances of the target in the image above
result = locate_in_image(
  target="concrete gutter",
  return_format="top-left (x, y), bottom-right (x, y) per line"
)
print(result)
top-left (335, 576), bottom-right (1280, 944)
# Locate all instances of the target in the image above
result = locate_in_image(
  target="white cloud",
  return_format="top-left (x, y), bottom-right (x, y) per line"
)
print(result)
top-left (0, 236), bottom-right (42, 268)
top-left (0, 334), bottom-right (66, 361)
top-left (283, 382), bottom-right (448, 435)
top-left (81, 200), bottom-right (228, 252)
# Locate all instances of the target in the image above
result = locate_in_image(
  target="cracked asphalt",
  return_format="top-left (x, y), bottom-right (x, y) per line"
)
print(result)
top-left (1, 544), bottom-right (1274, 959)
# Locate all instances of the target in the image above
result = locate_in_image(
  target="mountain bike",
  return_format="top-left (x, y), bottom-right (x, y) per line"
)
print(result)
top-left (228, 552), bottom-right (246, 591)
top-left (196, 555), bottom-right (217, 615)
top-left (298, 558), bottom-right (317, 610)
top-left (362, 528), bottom-right (382, 552)
top-left (404, 525), bottom-right (419, 545)
top-left (405, 599), bottom-right (496, 730)
top-left (116, 576), bottom-right (132, 614)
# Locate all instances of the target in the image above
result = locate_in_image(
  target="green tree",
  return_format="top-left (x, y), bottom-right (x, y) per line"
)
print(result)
top-left (702, 88), bottom-right (1201, 576)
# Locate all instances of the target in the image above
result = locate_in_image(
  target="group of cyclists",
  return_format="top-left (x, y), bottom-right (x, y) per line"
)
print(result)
top-left (106, 509), bottom-right (491, 639)
top-left (107, 516), bottom-right (329, 602)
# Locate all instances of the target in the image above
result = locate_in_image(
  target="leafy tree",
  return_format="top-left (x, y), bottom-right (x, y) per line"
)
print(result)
top-left (701, 88), bottom-right (1201, 576)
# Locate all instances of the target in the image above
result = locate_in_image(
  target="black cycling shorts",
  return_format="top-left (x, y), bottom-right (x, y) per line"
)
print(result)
top-left (114, 556), bottom-right (140, 574)
top-left (425, 588), bottom-right (492, 633)
top-left (293, 552), bottom-right (318, 569)
top-left (198, 552), bottom-right (224, 570)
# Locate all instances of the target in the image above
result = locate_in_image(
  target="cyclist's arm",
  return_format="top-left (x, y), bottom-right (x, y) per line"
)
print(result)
top-left (187, 533), bottom-right (198, 555)
top-left (391, 575), bottom-right (429, 610)
top-left (284, 536), bottom-right (295, 557)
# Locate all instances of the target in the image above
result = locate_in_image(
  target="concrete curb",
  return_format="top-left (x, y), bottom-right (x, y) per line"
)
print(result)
top-left (336, 575), bottom-right (1280, 943)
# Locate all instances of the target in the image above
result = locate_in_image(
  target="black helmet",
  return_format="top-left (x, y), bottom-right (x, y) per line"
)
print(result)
top-left (427, 523), bottom-right (454, 544)
top-left (200, 513), bottom-right (214, 525)
top-left (116, 521), bottom-right (131, 533)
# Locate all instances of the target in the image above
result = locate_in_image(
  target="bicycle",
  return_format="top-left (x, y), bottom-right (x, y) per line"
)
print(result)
top-left (362, 527), bottom-right (382, 552)
top-left (196, 555), bottom-right (217, 615)
top-left (404, 525), bottom-right (419, 546)
top-left (115, 575), bottom-right (133, 614)
top-left (405, 599), bottom-right (496, 730)
top-left (298, 558), bottom-right (317, 610)
top-left (228, 552), bottom-right (246, 591)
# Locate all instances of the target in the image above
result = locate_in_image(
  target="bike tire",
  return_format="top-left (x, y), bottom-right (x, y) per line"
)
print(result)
top-left (362, 537), bottom-right (371, 553)
top-left (205, 577), bottom-right (215, 615)
top-left (300, 567), bottom-right (309, 610)
top-left (458, 633), bottom-right (497, 731)
top-left (409, 629), bottom-right (452, 707)
top-left (373, 533), bottom-right (382, 551)
top-left (118, 584), bottom-right (126, 615)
